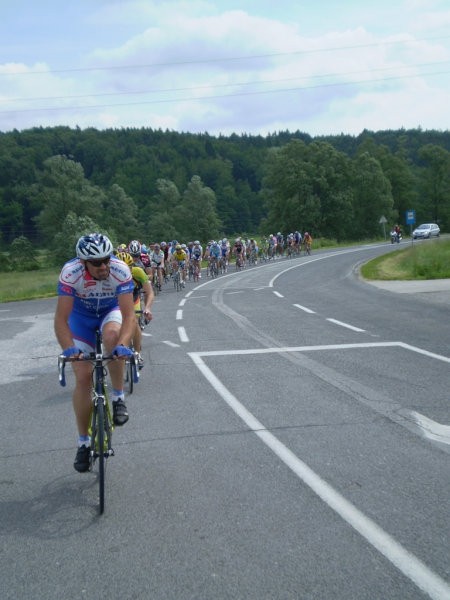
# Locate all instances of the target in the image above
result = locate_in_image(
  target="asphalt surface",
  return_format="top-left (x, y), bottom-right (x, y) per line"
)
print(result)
top-left (1, 243), bottom-right (449, 600)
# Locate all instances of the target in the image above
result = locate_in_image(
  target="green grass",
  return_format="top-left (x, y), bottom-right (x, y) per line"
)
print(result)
top-left (0, 267), bottom-right (59, 302)
top-left (361, 238), bottom-right (450, 280)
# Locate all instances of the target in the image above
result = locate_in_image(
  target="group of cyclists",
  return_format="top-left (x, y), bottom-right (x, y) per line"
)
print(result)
top-left (55, 229), bottom-right (312, 472)
top-left (113, 231), bottom-right (314, 292)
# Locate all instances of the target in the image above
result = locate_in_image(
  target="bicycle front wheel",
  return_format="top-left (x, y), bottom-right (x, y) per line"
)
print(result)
top-left (125, 358), bottom-right (134, 394)
top-left (97, 400), bottom-right (106, 514)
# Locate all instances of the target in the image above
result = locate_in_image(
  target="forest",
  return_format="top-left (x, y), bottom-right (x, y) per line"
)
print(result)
top-left (0, 125), bottom-right (449, 267)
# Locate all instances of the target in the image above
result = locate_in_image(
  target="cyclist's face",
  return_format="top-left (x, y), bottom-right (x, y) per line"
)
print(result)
top-left (84, 258), bottom-right (110, 279)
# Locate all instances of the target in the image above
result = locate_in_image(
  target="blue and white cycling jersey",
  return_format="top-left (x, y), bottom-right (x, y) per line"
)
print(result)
top-left (210, 244), bottom-right (220, 258)
top-left (57, 256), bottom-right (134, 317)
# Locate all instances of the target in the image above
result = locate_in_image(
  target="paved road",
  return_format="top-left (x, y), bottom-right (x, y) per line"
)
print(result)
top-left (1, 242), bottom-right (449, 600)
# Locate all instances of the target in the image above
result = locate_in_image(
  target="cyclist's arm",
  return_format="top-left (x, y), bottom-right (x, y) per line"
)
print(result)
top-left (117, 292), bottom-right (137, 347)
top-left (54, 295), bottom-right (76, 350)
top-left (142, 280), bottom-right (154, 318)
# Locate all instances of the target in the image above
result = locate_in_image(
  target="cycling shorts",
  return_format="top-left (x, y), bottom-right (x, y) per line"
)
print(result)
top-left (69, 308), bottom-right (122, 353)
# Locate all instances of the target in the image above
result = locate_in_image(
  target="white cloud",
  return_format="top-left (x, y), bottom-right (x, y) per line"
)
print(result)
top-left (0, 0), bottom-right (449, 135)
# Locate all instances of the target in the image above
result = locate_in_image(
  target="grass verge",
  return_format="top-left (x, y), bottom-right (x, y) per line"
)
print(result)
top-left (0, 268), bottom-right (59, 302)
top-left (361, 238), bottom-right (450, 280)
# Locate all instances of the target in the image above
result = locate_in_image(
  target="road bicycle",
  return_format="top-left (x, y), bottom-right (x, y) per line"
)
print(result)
top-left (173, 263), bottom-right (185, 291)
top-left (192, 259), bottom-right (201, 282)
top-left (219, 256), bottom-right (228, 274)
top-left (124, 325), bottom-right (142, 395)
top-left (58, 329), bottom-right (138, 514)
top-left (209, 258), bottom-right (219, 278)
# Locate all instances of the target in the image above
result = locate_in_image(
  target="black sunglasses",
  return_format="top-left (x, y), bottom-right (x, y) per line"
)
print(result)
top-left (86, 257), bottom-right (111, 267)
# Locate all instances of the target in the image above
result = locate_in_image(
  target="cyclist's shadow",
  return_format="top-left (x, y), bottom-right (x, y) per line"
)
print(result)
top-left (0, 474), bottom-right (103, 538)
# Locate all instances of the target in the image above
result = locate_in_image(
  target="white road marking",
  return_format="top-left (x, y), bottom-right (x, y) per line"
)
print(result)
top-left (293, 303), bottom-right (316, 314)
top-left (327, 318), bottom-right (365, 332)
top-left (176, 310), bottom-right (183, 320)
top-left (178, 326), bottom-right (189, 342)
top-left (412, 411), bottom-right (450, 446)
top-left (179, 299), bottom-right (186, 307)
top-left (163, 340), bottom-right (180, 348)
top-left (142, 332), bottom-right (152, 337)
top-left (185, 291), bottom-right (193, 298)
top-left (273, 291), bottom-right (284, 298)
top-left (188, 348), bottom-right (450, 600)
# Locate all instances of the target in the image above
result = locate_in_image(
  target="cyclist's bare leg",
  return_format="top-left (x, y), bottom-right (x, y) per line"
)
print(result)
top-left (102, 321), bottom-right (125, 392)
top-left (71, 361), bottom-right (94, 437)
top-left (133, 317), bottom-right (142, 352)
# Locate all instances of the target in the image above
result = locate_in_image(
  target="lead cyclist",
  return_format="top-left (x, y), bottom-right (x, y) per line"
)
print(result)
top-left (54, 233), bottom-right (135, 473)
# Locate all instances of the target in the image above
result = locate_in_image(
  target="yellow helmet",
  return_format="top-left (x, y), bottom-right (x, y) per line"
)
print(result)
top-left (116, 251), bottom-right (133, 266)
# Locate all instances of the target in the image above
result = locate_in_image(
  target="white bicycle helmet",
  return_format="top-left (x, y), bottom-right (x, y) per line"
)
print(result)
top-left (76, 233), bottom-right (114, 260)
top-left (128, 240), bottom-right (142, 256)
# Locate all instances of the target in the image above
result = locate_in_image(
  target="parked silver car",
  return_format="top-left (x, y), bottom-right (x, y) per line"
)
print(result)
top-left (412, 223), bottom-right (440, 239)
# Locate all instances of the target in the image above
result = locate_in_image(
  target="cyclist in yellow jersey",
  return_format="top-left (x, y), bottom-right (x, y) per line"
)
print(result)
top-left (116, 252), bottom-right (153, 368)
top-left (171, 244), bottom-right (187, 287)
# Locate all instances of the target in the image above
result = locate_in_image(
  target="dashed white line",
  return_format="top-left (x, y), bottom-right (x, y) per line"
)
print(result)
top-left (293, 303), bottom-right (316, 314)
top-left (179, 299), bottom-right (186, 307)
top-left (163, 340), bottom-right (180, 348)
top-left (176, 310), bottom-right (183, 320)
top-left (178, 326), bottom-right (189, 342)
top-left (273, 291), bottom-right (284, 298)
top-left (327, 318), bottom-right (365, 332)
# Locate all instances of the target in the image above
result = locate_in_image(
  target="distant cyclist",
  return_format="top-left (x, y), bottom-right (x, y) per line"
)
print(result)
top-left (54, 233), bottom-right (136, 473)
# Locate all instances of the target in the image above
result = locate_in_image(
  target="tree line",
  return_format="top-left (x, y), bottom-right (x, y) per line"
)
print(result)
top-left (0, 125), bottom-right (449, 268)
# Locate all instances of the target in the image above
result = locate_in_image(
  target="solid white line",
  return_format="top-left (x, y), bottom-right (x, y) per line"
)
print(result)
top-left (188, 352), bottom-right (450, 600)
top-left (293, 303), bottom-right (316, 314)
top-left (397, 342), bottom-right (450, 364)
top-left (195, 341), bottom-right (399, 358)
top-left (179, 299), bottom-right (186, 306)
top-left (163, 340), bottom-right (180, 348)
top-left (268, 244), bottom-right (389, 288)
top-left (273, 291), bottom-right (284, 298)
top-left (185, 291), bottom-right (193, 298)
top-left (411, 411), bottom-right (450, 445)
top-left (178, 326), bottom-right (189, 342)
top-left (327, 318), bottom-right (366, 332)
top-left (176, 310), bottom-right (183, 320)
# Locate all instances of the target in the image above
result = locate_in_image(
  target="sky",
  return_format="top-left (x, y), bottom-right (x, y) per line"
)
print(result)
top-left (0, 0), bottom-right (449, 137)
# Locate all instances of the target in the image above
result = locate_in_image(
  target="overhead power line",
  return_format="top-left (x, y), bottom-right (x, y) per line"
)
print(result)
top-left (1, 34), bottom-right (449, 77)
top-left (2, 60), bottom-right (449, 105)
top-left (0, 68), bottom-right (447, 115)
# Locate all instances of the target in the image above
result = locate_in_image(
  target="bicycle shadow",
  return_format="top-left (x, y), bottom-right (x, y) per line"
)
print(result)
top-left (0, 474), bottom-right (103, 539)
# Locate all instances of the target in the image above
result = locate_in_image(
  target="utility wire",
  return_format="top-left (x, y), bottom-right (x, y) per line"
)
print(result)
top-left (1, 34), bottom-right (449, 77)
top-left (2, 60), bottom-right (448, 104)
top-left (0, 68), bottom-right (447, 115)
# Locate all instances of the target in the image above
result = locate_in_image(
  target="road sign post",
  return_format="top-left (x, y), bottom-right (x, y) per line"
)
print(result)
top-left (406, 210), bottom-right (416, 242)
